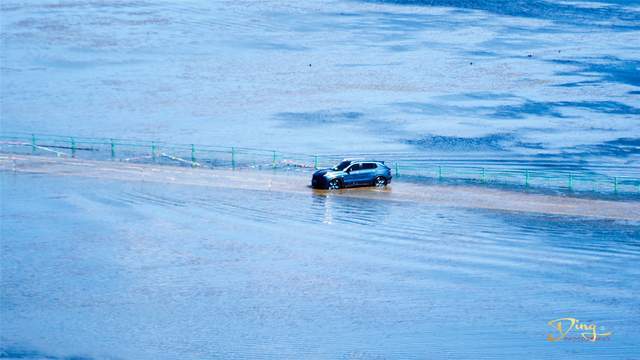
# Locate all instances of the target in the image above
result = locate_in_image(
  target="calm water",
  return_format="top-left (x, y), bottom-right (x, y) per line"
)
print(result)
top-left (2, 0), bottom-right (640, 358)
top-left (1, 0), bottom-right (639, 170)
top-left (1, 172), bottom-right (639, 359)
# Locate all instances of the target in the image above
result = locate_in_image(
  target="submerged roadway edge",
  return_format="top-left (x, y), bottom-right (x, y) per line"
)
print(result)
top-left (1, 154), bottom-right (639, 222)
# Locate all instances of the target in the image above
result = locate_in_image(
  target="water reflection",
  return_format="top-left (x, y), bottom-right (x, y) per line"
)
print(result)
top-left (311, 189), bottom-right (392, 226)
top-left (2, 168), bottom-right (639, 359)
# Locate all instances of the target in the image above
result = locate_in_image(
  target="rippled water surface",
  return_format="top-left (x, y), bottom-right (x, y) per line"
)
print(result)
top-left (1, 0), bottom-right (639, 171)
top-left (2, 173), bottom-right (639, 358)
top-left (2, 0), bottom-right (640, 358)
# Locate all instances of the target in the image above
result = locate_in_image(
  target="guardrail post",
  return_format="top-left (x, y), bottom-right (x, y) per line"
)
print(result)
top-left (70, 137), bottom-right (76, 157)
top-left (568, 174), bottom-right (573, 191)
top-left (31, 134), bottom-right (36, 153)
top-left (314, 155), bottom-right (318, 170)
top-left (613, 177), bottom-right (618, 194)
top-left (191, 144), bottom-right (196, 167)
top-left (438, 166), bottom-right (442, 181)
top-left (481, 168), bottom-right (486, 183)
top-left (110, 139), bottom-right (115, 159)
top-left (395, 162), bottom-right (399, 177)
top-left (272, 150), bottom-right (276, 168)
top-left (151, 142), bottom-right (157, 162)
top-left (231, 147), bottom-right (236, 169)
top-left (525, 170), bottom-right (529, 187)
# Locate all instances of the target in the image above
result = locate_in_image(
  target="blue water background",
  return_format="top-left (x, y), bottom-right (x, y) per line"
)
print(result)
top-left (1, 0), bottom-right (639, 172)
top-left (1, 173), bottom-right (639, 359)
top-left (2, 1), bottom-right (640, 358)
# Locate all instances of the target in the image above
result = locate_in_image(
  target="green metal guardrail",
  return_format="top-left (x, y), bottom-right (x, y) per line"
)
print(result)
top-left (1, 132), bottom-right (639, 195)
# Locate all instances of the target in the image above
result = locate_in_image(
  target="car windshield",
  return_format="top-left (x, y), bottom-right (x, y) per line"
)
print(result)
top-left (332, 161), bottom-right (351, 171)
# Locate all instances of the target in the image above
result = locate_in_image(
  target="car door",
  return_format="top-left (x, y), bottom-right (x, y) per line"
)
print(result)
top-left (343, 163), bottom-right (362, 186)
top-left (361, 162), bottom-right (378, 183)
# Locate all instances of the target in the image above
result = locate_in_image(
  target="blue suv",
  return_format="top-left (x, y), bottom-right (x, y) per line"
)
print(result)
top-left (311, 159), bottom-right (392, 189)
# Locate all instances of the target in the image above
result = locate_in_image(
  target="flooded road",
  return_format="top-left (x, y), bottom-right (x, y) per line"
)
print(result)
top-left (2, 155), bottom-right (639, 221)
top-left (2, 0), bottom-right (640, 358)
top-left (2, 159), bottom-right (640, 359)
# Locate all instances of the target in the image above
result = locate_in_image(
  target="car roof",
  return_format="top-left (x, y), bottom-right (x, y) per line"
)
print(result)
top-left (345, 159), bottom-right (384, 164)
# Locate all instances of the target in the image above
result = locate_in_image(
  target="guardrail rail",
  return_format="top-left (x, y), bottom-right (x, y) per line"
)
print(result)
top-left (1, 132), bottom-right (638, 195)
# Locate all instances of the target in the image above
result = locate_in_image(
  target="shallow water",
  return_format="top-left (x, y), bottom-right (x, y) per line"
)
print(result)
top-left (1, 0), bottom-right (639, 171)
top-left (3, 154), bottom-right (639, 220)
top-left (2, 172), bottom-right (639, 359)
top-left (2, 1), bottom-right (640, 358)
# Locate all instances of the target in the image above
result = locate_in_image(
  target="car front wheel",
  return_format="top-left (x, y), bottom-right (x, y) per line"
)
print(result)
top-left (328, 179), bottom-right (341, 190)
top-left (374, 176), bottom-right (387, 187)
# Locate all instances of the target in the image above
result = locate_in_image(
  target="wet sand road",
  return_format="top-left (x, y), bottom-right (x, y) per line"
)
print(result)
top-left (1, 154), bottom-right (639, 221)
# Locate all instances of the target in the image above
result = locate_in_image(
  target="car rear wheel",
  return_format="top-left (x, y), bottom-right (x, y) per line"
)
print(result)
top-left (374, 176), bottom-right (387, 187)
top-left (328, 179), bottom-right (341, 190)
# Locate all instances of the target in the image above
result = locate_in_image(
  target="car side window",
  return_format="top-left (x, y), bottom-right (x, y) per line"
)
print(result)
top-left (348, 163), bottom-right (362, 172)
top-left (362, 163), bottom-right (377, 170)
